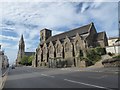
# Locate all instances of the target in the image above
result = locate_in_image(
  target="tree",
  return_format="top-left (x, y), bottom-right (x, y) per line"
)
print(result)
top-left (28, 55), bottom-right (34, 65)
top-left (21, 55), bottom-right (29, 65)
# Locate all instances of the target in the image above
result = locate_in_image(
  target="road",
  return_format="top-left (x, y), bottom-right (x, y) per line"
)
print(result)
top-left (3, 66), bottom-right (119, 89)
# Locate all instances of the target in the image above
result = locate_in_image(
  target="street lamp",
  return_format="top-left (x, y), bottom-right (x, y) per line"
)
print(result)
top-left (113, 43), bottom-right (116, 54)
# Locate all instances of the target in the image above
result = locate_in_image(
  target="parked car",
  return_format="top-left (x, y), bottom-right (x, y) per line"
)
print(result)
top-left (11, 65), bottom-right (15, 69)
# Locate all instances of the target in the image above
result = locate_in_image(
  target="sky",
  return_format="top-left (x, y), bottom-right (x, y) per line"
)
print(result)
top-left (0, 0), bottom-right (119, 64)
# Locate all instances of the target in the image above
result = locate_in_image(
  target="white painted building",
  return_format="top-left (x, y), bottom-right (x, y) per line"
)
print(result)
top-left (0, 46), bottom-right (9, 69)
top-left (106, 45), bottom-right (120, 54)
top-left (106, 37), bottom-right (120, 54)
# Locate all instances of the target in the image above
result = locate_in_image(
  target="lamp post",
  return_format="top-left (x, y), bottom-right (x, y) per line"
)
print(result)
top-left (113, 43), bottom-right (116, 54)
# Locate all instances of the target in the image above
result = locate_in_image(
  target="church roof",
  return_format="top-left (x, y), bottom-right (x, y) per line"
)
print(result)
top-left (25, 52), bottom-right (35, 56)
top-left (44, 22), bottom-right (92, 44)
top-left (96, 32), bottom-right (106, 41)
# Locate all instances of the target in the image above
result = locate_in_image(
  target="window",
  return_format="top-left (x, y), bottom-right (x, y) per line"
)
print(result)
top-left (43, 47), bottom-right (46, 54)
top-left (56, 45), bottom-right (61, 53)
top-left (49, 46), bottom-right (53, 54)
top-left (75, 40), bottom-right (80, 52)
top-left (65, 43), bottom-right (69, 52)
top-left (79, 50), bottom-right (83, 57)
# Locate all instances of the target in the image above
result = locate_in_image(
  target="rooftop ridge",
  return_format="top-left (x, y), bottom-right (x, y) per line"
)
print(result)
top-left (52, 22), bottom-right (92, 37)
top-left (44, 22), bottom-right (93, 44)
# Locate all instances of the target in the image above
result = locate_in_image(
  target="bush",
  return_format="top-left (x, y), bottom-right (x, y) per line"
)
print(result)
top-left (95, 47), bottom-right (106, 55)
top-left (86, 48), bottom-right (101, 65)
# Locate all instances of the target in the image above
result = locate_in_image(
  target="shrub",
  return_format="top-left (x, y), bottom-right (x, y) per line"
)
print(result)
top-left (95, 47), bottom-right (106, 55)
top-left (86, 48), bottom-right (101, 65)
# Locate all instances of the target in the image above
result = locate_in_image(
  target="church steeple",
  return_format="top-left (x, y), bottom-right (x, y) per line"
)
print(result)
top-left (19, 34), bottom-right (25, 50)
top-left (19, 34), bottom-right (24, 44)
top-left (16, 34), bottom-right (25, 65)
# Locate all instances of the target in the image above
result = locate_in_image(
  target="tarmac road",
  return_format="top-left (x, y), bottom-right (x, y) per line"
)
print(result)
top-left (3, 66), bottom-right (119, 89)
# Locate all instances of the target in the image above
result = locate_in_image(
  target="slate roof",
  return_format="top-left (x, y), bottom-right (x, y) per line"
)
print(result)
top-left (44, 23), bottom-right (93, 44)
top-left (25, 52), bottom-right (35, 56)
top-left (96, 32), bottom-right (106, 41)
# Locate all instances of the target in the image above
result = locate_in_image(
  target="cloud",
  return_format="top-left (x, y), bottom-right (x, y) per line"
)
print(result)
top-left (0, 35), bottom-right (19, 41)
top-left (0, 42), bottom-right (11, 48)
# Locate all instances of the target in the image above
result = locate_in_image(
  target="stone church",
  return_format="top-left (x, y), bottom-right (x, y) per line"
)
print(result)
top-left (32, 22), bottom-right (108, 68)
top-left (16, 35), bottom-right (35, 66)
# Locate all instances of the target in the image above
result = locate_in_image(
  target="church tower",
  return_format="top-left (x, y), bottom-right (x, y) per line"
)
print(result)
top-left (40, 28), bottom-right (52, 44)
top-left (16, 34), bottom-right (25, 65)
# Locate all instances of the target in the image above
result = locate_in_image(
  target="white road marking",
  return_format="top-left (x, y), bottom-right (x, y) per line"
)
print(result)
top-left (75, 70), bottom-right (80, 71)
top-left (41, 74), bottom-right (55, 78)
top-left (64, 79), bottom-right (113, 90)
top-left (88, 75), bottom-right (108, 79)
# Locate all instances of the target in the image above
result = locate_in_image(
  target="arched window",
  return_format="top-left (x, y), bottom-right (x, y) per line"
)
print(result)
top-left (37, 49), bottom-right (40, 55)
top-left (65, 42), bottom-right (69, 52)
top-left (43, 47), bottom-right (46, 54)
top-left (75, 41), bottom-right (83, 57)
top-left (56, 44), bottom-right (61, 53)
top-left (75, 40), bottom-right (80, 52)
top-left (49, 46), bottom-right (53, 54)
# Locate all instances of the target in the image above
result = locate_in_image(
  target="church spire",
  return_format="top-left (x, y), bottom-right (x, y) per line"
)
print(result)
top-left (20, 34), bottom-right (24, 42)
top-left (16, 34), bottom-right (25, 66)
top-left (19, 34), bottom-right (24, 44)
top-left (19, 34), bottom-right (25, 51)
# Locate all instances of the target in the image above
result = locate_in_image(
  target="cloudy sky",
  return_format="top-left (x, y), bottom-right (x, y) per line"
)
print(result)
top-left (0, 0), bottom-right (119, 64)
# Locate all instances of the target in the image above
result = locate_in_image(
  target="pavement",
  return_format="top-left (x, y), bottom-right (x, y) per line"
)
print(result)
top-left (59, 67), bottom-right (119, 74)
top-left (0, 69), bottom-right (2, 89)
top-left (0, 68), bottom-right (9, 90)
top-left (3, 66), bottom-right (119, 89)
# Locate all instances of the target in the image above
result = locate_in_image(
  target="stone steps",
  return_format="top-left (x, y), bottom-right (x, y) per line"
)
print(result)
top-left (88, 54), bottom-right (112, 68)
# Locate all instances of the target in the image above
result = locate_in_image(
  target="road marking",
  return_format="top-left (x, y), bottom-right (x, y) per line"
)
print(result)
top-left (75, 70), bottom-right (80, 71)
top-left (88, 75), bottom-right (108, 79)
top-left (64, 79), bottom-right (113, 90)
top-left (41, 74), bottom-right (55, 78)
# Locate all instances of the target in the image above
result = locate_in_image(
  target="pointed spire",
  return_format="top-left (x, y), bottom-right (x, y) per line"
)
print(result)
top-left (19, 34), bottom-right (24, 44)
top-left (91, 22), bottom-right (94, 26)
top-left (21, 34), bottom-right (24, 41)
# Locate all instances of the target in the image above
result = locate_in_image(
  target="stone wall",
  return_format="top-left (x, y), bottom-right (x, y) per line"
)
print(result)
top-left (106, 45), bottom-right (120, 54)
top-left (102, 58), bottom-right (120, 67)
